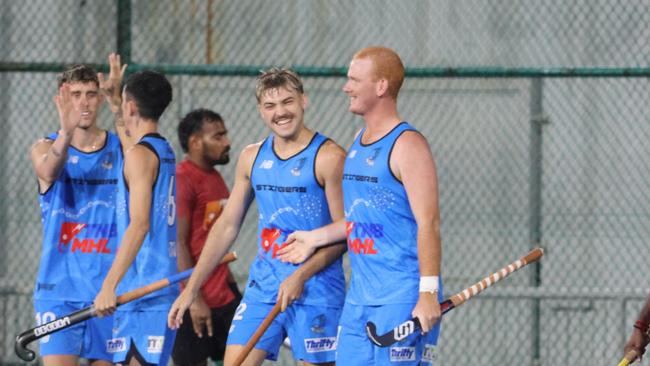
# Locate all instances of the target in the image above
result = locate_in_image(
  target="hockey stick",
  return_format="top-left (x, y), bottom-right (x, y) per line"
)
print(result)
top-left (232, 302), bottom-right (282, 366)
top-left (366, 247), bottom-right (544, 347)
top-left (618, 349), bottom-right (639, 366)
top-left (15, 251), bottom-right (237, 361)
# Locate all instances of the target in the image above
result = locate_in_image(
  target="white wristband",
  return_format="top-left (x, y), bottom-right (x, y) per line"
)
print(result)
top-left (419, 276), bottom-right (439, 294)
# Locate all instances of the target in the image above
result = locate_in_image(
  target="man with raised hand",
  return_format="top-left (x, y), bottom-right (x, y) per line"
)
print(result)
top-left (168, 68), bottom-right (346, 366)
top-left (30, 64), bottom-right (121, 366)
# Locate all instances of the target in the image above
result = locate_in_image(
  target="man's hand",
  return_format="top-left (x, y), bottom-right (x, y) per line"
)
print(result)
top-left (168, 287), bottom-right (197, 330)
top-left (277, 272), bottom-right (306, 312)
top-left (189, 294), bottom-right (213, 338)
top-left (624, 328), bottom-right (648, 363)
top-left (276, 230), bottom-right (317, 264)
top-left (98, 53), bottom-right (127, 115)
top-left (411, 292), bottom-right (441, 334)
top-left (54, 84), bottom-right (81, 135)
top-left (93, 286), bottom-right (117, 317)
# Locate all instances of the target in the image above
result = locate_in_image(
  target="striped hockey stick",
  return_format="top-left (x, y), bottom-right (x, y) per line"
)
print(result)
top-left (366, 248), bottom-right (544, 347)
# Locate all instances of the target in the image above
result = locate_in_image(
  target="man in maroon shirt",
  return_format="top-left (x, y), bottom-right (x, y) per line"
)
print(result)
top-left (172, 109), bottom-right (241, 366)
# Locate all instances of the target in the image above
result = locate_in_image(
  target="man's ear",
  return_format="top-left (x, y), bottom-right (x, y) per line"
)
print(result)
top-left (188, 133), bottom-right (201, 152)
top-left (125, 99), bottom-right (137, 118)
top-left (376, 78), bottom-right (389, 97)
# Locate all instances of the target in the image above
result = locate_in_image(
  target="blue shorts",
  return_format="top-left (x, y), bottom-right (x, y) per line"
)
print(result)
top-left (337, 302), bottom-right (442, 366)
top-left (110, 310), bottom-right (176, 365)
top-left (34, 299), bottom-right (113, 361)
top-left (226, 299), bottom-right (342, 363)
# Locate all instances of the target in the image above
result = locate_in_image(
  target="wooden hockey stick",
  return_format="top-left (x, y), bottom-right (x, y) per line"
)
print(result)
top-left (15, 252), bottom-right (237, 361)
top-left (366, 248), bottom-right (544, 347)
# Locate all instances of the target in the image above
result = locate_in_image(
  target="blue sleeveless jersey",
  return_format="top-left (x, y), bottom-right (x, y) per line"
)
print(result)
top-left (248, 133), bottom-right (345, 307)
top-left (35, 131), bottom-right (122, 301)
top-left (116, 133), bottom-right (178, 310)
top-left (343, 122), bottom-right (431, 305)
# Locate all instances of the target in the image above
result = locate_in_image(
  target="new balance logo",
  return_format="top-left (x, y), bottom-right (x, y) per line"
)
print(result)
top-left (259, 160), bottom-right (274, 169)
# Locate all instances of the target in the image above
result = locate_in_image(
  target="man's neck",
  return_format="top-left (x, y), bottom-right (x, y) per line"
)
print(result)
top-left (273, 127), bottom-right (315, 159)
top-left (361, 103), bottom-right (401, 143)
top-left (130, 119), bottom-right (159, 144)
top-left (186, 154), bottom-right (214, 171)
top-left (71, 125), bottom-right (105, 151)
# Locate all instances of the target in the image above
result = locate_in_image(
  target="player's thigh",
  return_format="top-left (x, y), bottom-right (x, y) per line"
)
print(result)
top-left (285, 304), bottom-right (341, 364)
top-left (84, 311), bottom-right (115, 362)
top-left (226, 300), bottom-right (287, 361)
top-left (223, 345), bottom-right (268, 366)
top-left (42, 355), bottom-right (79, 366)
top-left (88, 359), bottom-right (114, 366)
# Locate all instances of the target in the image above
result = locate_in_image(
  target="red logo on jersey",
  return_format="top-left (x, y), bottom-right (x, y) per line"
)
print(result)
top-left (346, 221), bottom-right (380, 255)
top-left (348, 237), bottom-right (378, 255)
top-left (58, 222), bottom-right (113, 254)
top-left (59, 222), bottom-right (86, 244)
top-left (261, 228), bottom-right (281, 252)
top-left (260, 228), bottom-right (290, 259)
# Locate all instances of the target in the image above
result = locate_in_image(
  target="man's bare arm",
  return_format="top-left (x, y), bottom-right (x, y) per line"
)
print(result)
top-left (393, 130), bottom-right (442, 333)
top-left (94, 145), bottom-right (157, 315)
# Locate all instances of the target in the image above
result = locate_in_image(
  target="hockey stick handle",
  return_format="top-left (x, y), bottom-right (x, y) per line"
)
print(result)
top-left (118, 251), bottom-right (237, 303)
top-left (15, 251), bottom-right (237, 362)
top-left (618, 349), bottom-right (639, 366)
top-left (449, 247), bottom-right (543, 308)
top-left (232, 302), bottom-right (282, 366)
top-left (366, 248), bottom-right (544, 347)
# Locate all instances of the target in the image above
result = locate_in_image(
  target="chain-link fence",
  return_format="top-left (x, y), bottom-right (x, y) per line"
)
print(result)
top-left (3, 1), bottom-right (650, 365)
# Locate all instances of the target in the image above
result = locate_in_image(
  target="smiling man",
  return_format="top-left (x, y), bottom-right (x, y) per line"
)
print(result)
top-left (168, 67), bottom-right (347, 366)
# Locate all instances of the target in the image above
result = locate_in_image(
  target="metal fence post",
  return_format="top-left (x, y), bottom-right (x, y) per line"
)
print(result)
top-left (117, 0), bottom-right (132, 65)
top-left (529, 77), bottom-right (547, 365)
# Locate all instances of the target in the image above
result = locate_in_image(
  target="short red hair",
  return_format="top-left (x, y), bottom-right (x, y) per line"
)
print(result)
top-left (353, 46), bottom-right (404, 99)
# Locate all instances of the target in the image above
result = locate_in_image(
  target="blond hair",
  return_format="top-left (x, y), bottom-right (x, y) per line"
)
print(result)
top-left (255, 67), bottom-right (304, 102)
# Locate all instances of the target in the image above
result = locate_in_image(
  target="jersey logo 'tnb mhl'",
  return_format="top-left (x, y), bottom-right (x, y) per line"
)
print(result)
top-left (346, 221), bottom-right (381, 255)
top-left (58, 222), bottom-right (115, 254)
